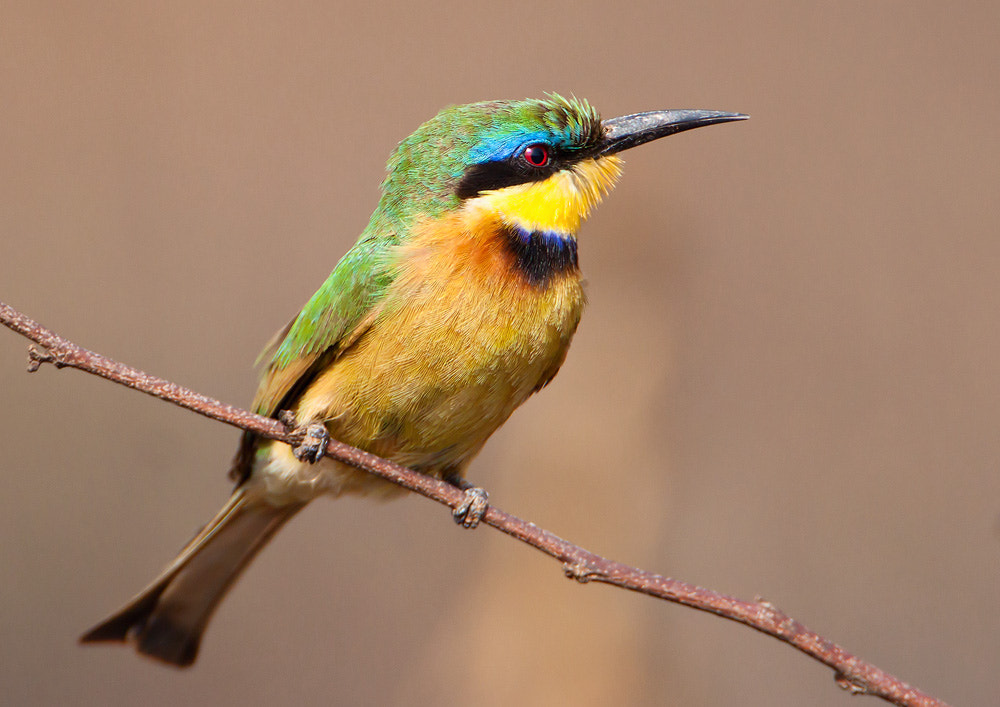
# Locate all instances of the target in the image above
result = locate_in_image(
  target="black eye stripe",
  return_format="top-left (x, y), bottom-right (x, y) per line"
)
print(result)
top-left (455, 147), bottom-right (568, 200)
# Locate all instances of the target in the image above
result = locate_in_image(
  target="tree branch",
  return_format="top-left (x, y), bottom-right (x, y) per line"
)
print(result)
top-left (0, 299), bottom-right (948, 707)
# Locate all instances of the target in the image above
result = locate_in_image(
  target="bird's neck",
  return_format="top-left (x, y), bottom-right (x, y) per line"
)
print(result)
top-left (392, 156), bottom-right (621, 288)
top-left (393, 209), bottom-right (578, 290)
top-left (500, 224), bottom-right (579, 286)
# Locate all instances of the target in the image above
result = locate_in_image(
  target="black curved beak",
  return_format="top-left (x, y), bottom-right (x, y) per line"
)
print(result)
top-left (597, 110), bottom-right (748, 156)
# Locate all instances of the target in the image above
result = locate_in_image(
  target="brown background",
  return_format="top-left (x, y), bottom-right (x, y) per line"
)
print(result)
top-left (2, 2), bottom-right (999, 705)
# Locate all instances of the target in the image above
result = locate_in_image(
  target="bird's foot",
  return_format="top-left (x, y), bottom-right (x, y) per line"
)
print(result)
top-left (446, 475), bottom-right (489, 529)
top-left (279, 411), bottom-right (330, 464)
top-left (454, 487), bottom-right (489, 529)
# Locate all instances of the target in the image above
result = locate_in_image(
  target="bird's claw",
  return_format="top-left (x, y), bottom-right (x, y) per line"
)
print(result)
top-left (453, 486), bottom-right (489, 529)
top-left (278, 411), bottom-right (330, 463)
top-left (294, 421), bottom-right (330, 463)
top-left (287, 419), bottom-right (330, 464)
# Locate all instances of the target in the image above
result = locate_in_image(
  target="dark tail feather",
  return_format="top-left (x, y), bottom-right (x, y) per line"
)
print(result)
top-left (80, 491), bottom-right (305, 667)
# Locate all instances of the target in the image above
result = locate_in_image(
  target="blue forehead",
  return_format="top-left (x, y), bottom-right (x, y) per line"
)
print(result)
top-left (467, 129), bottom-right (562, 164)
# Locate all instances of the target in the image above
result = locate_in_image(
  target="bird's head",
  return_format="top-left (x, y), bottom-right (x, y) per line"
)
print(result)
top-left (373, 94), bottom-right (746, 237)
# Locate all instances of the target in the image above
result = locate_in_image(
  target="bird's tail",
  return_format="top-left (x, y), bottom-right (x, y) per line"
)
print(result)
top-left (80, 489), bottom-right (305, 667)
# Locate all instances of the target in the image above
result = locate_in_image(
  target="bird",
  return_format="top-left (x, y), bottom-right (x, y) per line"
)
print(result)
top-left (79, 95), bottom-right (746, 666)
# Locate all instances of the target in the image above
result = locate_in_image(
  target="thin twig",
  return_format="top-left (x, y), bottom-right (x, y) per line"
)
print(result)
top-left (0, 299), bottom-right (948, 707)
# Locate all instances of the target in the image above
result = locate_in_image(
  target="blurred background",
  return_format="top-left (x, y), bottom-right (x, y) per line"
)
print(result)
top-left (2, 2), bottom-right (999, 705)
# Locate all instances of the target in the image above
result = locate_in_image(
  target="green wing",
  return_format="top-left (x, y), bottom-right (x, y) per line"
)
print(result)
top-left (252, 234), bottom-right (394, 418)
top-left (230, 233), bottom-right (394, 483)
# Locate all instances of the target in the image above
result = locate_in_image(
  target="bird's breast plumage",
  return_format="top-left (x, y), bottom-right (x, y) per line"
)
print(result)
top-left (285, 210), bottom-right (584, 483)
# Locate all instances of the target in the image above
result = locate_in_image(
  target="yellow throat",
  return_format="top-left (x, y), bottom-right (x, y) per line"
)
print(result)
top-left (464, 155), bottom-right (623, 235)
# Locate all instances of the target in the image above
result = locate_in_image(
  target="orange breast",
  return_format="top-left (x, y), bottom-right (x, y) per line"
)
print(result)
top-left (293, 211), bottom-right (585, 472)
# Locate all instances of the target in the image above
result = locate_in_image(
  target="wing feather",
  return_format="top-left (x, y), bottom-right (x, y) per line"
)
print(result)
top-left (230, 234), bottom-right (394, 482)
top-left (253, 235), bottom-right (394, 417)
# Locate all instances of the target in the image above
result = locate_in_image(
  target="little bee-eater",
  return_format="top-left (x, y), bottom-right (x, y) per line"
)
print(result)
top-left (81, 95), bottom-right (746, 666)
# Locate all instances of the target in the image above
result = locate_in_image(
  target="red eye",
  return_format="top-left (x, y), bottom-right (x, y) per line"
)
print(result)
top-left (523, 143), bottom-right (550, 167)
